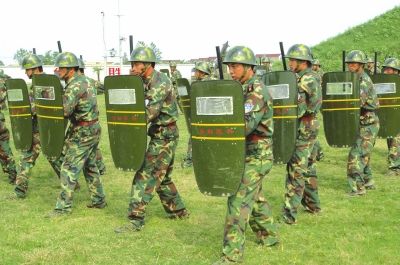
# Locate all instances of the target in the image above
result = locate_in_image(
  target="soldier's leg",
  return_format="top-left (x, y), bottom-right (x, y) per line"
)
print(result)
top-left (54, 129), bottom-right (100, 213)
top-left (221, 157), bottom-right (275, 262)
top-left (388, 134), bottom-right (400, 175)
top-left (0, 114), bottom-right (17, 183)
top-left (95, 147), bottom-right (106, 175)
top-left (181, 138), bottom-right (192, 168)
top-left (302, 141), bottom-right (321, 213)
top-left (14, 131), bottom-right (41, 197)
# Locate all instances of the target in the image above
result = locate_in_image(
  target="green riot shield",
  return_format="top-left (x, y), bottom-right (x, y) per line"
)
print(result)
top-left (104, 75), bottom-right (147, 171)
top-left (33, 74), bottom-right (65, 159)
top-left (322, 72), bottom-right (360, 147)
top-left (176, 78), bottom-right (191, 133)
top-left (5, 79), bottom-right (33, 151)
top-left (160, 69), bottom-right (170, 77)
top-left (371, 74), bottom-right (400, 138)
top-left (191, 80), bottom-right (245, 197)
top-left (264, 71), bottom-right (298, 164)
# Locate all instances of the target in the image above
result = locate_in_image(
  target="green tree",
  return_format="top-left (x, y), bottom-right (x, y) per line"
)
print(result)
top-left (39, 50), bottom-right (59, 65)
top-left (13, 48), bottom-right (30, 65)
top-left (136, 41), bottom-right (162, 60)
top-left (0, 60), bottom-right (4, 66)
top-left (92, 65), bottom-right (103, 81)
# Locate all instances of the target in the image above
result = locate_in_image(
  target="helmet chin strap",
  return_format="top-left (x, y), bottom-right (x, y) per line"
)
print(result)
top-left (142, 64), bottom-right (153, 78)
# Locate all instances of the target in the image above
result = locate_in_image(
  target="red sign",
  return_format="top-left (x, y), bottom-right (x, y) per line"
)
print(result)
top-left (108, 67), bottom-right (121, 76)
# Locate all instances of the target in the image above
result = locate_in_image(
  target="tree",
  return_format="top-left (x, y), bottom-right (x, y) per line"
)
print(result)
top-left (39, 50), bottom-right (59, 65)
top-left (92, 65), bottom-right (103, 81)
top-left (135, 41), bottom-right (162, 60)
top-left (13, 48), bottom-right (30, 65)
top-left (0, 60), bottom-right (4, 66)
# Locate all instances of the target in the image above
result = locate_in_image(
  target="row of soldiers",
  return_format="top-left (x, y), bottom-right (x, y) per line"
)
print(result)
top-left (1, 44), bottom-right (400, 264)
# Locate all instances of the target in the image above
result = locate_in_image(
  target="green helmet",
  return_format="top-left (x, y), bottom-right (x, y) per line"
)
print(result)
top-left (382, 57), bottom-right (400, 71)
top-left (261, 56), bottom-right (271, 63)
top-left (169, 62), bottom-right (177, 67)
top-left (55, 52), bottom-right (79, 67)
top-left (367, 57), bottom-right (374, 63)
top-left (21, 54), bottom-right (43, 69)
top-left (78, 58), bottom-right (85, 69)
top-left (129, 47), bottom-right (157, 63)
top-left (345, 50), bottom-right (367, 64)
top-left (223, 46), bottom-right (257, 66)
top-left (312, 59), bottom-right (321, 66)
top-left (195, 61), bottom-right (211, 75)
top-left (285, 44), bottom-right (313, 62)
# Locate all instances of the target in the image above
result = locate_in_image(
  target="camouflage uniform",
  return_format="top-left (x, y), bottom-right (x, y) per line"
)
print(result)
top-left (127, 69), bottom-right (187, 227)
top-left (282, 44), bottom-right (322, 224)
top-left (52, 52), bottom-right (105, 213)
top-left (0, 72), bottom-right (17, 183)
top-left (218, 46), bottom-right (278, 264)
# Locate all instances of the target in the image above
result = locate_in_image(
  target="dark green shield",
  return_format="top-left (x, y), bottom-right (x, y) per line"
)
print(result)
top-left (263, 71), bottom-right (298, 164)
top-left (371, 74), bottom-right (400, 138)
top-left (104, 75), bottom-right (147, 171)
top-left (176, 78), bottom-right (191, 133)
top-left (32, 74), bottom-right (65, 159)
top-left (159, 69), bottom-right (170, 77)
top-left (5, 79), bottom-right (33, 151)
top-left (322, 72), bottom-right (360, 147)
top-left (191, 80), bottom-right (245, 197)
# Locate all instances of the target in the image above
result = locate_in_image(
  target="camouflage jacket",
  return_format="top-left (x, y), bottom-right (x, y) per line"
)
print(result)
top-left (313, 69), bottom-right (324, 84)
top-left (243, 75), bottom-right (274, 140)
top-left (63, 73), bottom-right (99, 123)
top-left (359, 71), bottom-right (379, 125)
top-left (144, 69), bottom-right (179, 139)
top-left (170, 69), bottom-right (182, 85)
top-left (296, 68), bottom-right (322, 117)
top-left (87, 77), bottom-right (104, 95)
top-left (0, 76), bottom-right (7, 110)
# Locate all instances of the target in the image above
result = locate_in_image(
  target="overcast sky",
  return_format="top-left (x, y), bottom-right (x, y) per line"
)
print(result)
top-left (1, 0), bottom-right (398, 65)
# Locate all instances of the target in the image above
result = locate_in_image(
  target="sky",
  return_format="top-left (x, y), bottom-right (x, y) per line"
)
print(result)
top-left (1, 0), bottom-right (399, 65)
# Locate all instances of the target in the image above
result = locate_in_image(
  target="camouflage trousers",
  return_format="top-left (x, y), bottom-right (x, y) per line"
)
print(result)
top-left (128, 137), bottom-right (186, 223)
top-left (347, 121), bottom-right (380, 191)
top-left (283, 117), bottom-right (320, 222)
top-left (54, 123), bottom-right (105, 212)
top-left (0, 112), bottom-right (17, 183)
top-left (387, 133), bottom-right (400, 172)
top-left (222, 139), bottom-right (278, 262)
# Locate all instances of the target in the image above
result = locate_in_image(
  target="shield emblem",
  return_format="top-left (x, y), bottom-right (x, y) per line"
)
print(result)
top-left (191, 80), bottom-right (245, 197)
top-left (5, 79), bottom-right (33, 151)
top-left (371, 74), bottom-right (400, 138)
top-left (264, 71), bottom-right (298, 164)
top-left (104, 75), bottom-right (147, 171)
top-left (32, 74), bottom-right (65, 159)
top-left (159, 69), bottom-right (170, 77)
top-left (176, 78), bottom-right (191, 133)
top-left (322, 72), bottom-right (360, 147)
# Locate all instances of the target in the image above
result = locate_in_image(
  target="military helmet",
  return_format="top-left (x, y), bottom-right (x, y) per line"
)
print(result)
top-left (312, 59), bottom-right (321, 66)
top-left (223, 46), bottom-right (257, 66)
top-left (345, 50), bottom-right (367, 64)
top-left (55, 52), bottom-right (79, 67)
top-left (21, 54), bottom-right (43, 69)
top-left (195, 61), bottom-right (211, 75)
top-left (169, 62), bottom-right (177, 67)
top-left (129, 47), bottom-right (157, 63)
top-left (367, 57), bottom-right (374, 63)
top-left (78, 58), bottom-right (85, 69)
top-left (261, 56), bottom-right (271, 63)
top-left (382, 57), bottom-right (400, 71)
top-left (285, 44), bottom-right (313, 62)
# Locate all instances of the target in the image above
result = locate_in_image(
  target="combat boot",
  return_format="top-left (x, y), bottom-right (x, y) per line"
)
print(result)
top-left (168, 208), bottom-right (190, 219)
top-left (87, 201), bottom-right (107, 209)
top-left (181, 158), bottom-right (193, 168)
top-left (387, 169), bottom-right (400, 176)
top-left (114, 219), bottom-right (144, 233)
top-left (348, 189), bottom-right (366, 197)
top-left (364, 180), bottom-right (376, 190)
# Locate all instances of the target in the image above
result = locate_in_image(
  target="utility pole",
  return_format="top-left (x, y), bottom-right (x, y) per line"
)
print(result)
top-left (101, 11), bottom-right (107, 78)
top-left (117, 0), bottom-right (123, 69)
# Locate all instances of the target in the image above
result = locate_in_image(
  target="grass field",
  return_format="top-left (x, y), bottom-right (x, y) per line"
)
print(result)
top-left (0, 96), bottom-right (399, 265)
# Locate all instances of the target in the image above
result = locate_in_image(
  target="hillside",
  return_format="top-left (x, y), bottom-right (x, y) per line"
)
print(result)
top-left (312, 6), bottom-right (400, 71)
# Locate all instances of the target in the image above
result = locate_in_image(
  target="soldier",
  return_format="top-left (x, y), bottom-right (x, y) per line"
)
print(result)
top-left (77, 58), bottom-right (106, 175)
top-left (169, 61), bottom-right (182, 91)
top-left (346, 50), bottom-right (380, 196)
top-left (365, 57), bottom-right (381, 75)
top-left (312, 59), bottom-right (324, 81)
top-left (181, 61), bottom-right (216, 168)
top-left (213, 46), bottom-right (278, 265)
top-left (11, 54), bottom-right (59, 198)
top-left (281, 44), bottom-right (322, 225)
top-left (0, 69), bottom-right (17, 184)
top-left (381, 57), bottom-right (400, 176)
top-left (311, 59), bottom-right (325, 162)
top-left (115, 47), bottom-right (188, 232)
top-left (209, 61), bottom-right (217, 79)
top-left (47, 52), bottom-right (106, 217)
top-left (261, 56), bottom-right (272, 72)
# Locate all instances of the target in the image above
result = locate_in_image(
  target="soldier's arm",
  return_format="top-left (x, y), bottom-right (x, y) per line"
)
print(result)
top-left (146, 82), bottom-right (169, 122)
top-left (63, 84), bottom-right (80, 117)
top-left (95, 80), bottom-right (105, 95)
top-left (299, 74), bottom-right (321, 114)
top-left (360, 80), bottom-right (379, 110)
top-left (244, 87), bottom-right (269, 136)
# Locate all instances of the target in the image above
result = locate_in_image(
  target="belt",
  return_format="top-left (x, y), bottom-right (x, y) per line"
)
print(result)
top-left (300, 113), bottom-right (316, 121)
top-left (360, 108), bottom-right (375, 115)
top-left (75, 119), bottom-right (98, 126)
top-left (247, 134), bottom-right (266, 141)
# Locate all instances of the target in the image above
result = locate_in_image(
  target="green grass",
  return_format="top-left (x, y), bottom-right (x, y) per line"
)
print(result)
top-left (1, 95), bottom-right (399, 265)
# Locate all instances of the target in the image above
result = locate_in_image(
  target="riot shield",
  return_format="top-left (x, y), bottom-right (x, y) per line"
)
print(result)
top-left (5, 79), bottom-right (33, 151)
top-left (176, 78), bottom-right (191, 133)
top-left (104, 75), bottom-right (147, 171)
top-left (32, 74), bottom-right (65, 159)
top-left (371, 74), bottom-right (400, 138)
top-left (322, 72), bottom-right (360, 147)
top-left (191, 80), bottom-right (245, 197)
top-left (264, 71), bottom-right (298, 164)
top-left (159, 69), bottom-right (170, 77)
